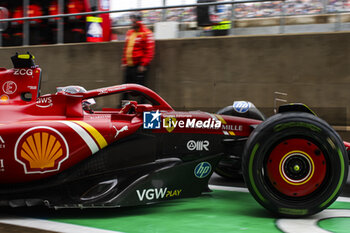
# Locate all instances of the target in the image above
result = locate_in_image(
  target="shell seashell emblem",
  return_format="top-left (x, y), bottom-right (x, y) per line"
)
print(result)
top-left (15, 126), bottom-right (69, 174)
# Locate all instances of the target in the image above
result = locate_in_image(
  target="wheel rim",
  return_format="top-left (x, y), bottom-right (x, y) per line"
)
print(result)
top-left (266, 138), bottom-right (327, 197)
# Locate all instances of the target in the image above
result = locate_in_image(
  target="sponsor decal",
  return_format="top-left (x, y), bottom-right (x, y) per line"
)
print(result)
top-left (2, 81), bottom-right (17, 95)
top-left (143, 110), bottom-right (161, 129)
top-left (0, 159), bottom-right (4, 172)
top-left (136, 188), bottom-right (182, 201)
top-left (194, 162), bottom-right (212, 178)
top-left (98, 88), bottom-right (109, 95)
top-left (0, 94), bottom-right (9, 103)
top-left (164, 113), bottom-right (192, 118)
top-left (187, 140), bottom-right (209, 151)
top-left (27, 85), bottom-right (37, 90)
top-left (233, 101), bottom-right (251, 113)
top-left (166, 189), bottom-right (182, 198)
top-left (14, 68), bottom-right (33, 76)
top-left (87, 115), bottom-right (110, 119)
top-left (221, 124), bottom-right (243, 131)
top-left (164, 117), bottom-right (176, 133)
top-left (113, 125), bottom-right (128, 138)
top-left (163, 118), bottom-right (221, 131)
top-left (0, 136), bottom-right (5, 149)
top-left (36, 97), bottom-right (53, 108)
top-left (214, 114), bottom-right (243, 135)
top-left (14, 126), bottom-right (69, 174)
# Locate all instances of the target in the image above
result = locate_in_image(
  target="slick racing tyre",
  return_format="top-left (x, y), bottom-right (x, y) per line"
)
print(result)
top-left (242, 112), bottom-right (348, 217)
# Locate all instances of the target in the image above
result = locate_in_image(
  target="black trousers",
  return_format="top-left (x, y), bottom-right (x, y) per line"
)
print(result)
top-left (124, 65), bottom-right (148, 86)
top-left (122, 65), bottom-right (149, 103)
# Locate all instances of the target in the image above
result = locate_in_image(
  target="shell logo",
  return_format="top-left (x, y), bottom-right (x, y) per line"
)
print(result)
top-left (15, 126), bottom-right (69, 174)
top-left (0, 94), bottom-right (9, 103)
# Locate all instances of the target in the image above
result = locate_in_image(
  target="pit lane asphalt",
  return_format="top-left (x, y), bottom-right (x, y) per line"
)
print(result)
top-left (1, 168), bottom-right (350, 233)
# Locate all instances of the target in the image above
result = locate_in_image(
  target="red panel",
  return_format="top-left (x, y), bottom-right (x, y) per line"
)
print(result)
top-left (0, 68), bottom-right (41, 104)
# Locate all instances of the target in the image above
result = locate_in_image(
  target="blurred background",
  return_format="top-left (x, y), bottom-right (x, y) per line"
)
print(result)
top-left (2, 0), bottom-right (350, 45)
top-left (0, 0), bottom-right (350, 136)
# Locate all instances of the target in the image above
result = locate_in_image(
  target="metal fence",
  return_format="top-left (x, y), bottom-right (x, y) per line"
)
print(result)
top-left (0, 0), bottom-right (350, 47)
top-left (113, 0), bottom-right (350, 25)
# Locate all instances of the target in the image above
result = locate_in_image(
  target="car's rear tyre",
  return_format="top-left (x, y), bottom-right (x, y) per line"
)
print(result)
top-left (242, 112), bottom-right (348, 217)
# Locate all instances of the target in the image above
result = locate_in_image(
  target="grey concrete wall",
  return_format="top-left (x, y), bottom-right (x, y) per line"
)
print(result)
top-left (0, 42), bottom-right (124, 92)
top-left (152, 32), bottom-right (350, 127)
top-left (1, 32), bottom-right (350, 126)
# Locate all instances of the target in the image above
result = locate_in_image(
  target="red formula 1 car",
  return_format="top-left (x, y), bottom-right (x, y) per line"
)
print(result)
top-left (0, 53), bottom-right (348, 217)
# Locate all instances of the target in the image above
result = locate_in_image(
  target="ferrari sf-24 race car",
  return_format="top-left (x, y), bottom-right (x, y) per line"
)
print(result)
top-left (0, 53), bottom-right (348, 218)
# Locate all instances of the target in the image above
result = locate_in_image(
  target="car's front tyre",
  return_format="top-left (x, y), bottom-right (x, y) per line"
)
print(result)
top-left (242, 112), bottom-right (348, 217)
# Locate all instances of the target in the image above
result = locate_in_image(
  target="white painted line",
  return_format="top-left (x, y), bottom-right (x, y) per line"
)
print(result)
top-left (209, 185), bottom-right (249, 193)
top-left (209, 185), bottom-right (350, 203)
top-left (336, 196), bottom-right (350, 203)
top-left (0, 215), bottom-right (123, 233)
top-left (276, 209), bottom-right (350, 233)
top-left (1, 185), bottom-right (349, 233)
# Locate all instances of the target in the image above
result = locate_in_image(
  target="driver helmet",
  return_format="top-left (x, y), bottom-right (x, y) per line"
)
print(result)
top-left (56, 85), bottom-right (96, 106)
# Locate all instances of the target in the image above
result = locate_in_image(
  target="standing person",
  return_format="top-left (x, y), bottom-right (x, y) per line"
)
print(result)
top-left (121, 13), bottom-right (155, 88)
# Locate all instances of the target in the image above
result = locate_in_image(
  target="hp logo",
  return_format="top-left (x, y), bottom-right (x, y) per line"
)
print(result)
top-left (233, 101), bottom-right (251, 113)
top-left (194, 162), bottom-right (212, 178)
